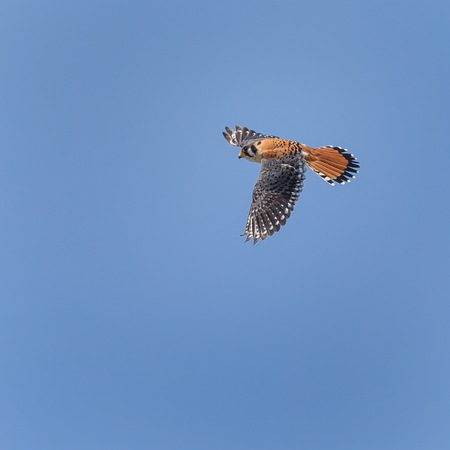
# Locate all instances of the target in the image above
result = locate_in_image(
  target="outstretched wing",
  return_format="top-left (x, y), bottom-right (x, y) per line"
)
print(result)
top-left (223, 125), bottom-right (279, 148)
top-left (244, 154), bottom-right (307, 244)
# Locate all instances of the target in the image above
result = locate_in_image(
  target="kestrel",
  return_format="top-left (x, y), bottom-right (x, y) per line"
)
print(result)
top-left (223, 125), bottom-right (359, 244)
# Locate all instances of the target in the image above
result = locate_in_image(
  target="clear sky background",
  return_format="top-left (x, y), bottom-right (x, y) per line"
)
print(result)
top-left (1, 1), bottom-right (449, 449)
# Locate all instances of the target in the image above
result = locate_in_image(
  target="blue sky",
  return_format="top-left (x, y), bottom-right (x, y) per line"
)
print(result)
top-left (1, 1), bottom-right (449, 449)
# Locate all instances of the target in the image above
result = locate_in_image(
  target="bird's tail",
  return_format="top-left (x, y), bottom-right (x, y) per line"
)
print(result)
top-left (304, 145), bottom-right (359, 186)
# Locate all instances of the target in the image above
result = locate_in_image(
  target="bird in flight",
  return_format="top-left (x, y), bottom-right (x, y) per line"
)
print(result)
top-left (223, 125), bottom-right (359, 244)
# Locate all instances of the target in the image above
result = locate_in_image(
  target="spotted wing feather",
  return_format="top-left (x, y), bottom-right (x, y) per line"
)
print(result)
top-left (223, 125), bottom-right (279, 148)
top-left (244, 154), bottom-right (307, 244)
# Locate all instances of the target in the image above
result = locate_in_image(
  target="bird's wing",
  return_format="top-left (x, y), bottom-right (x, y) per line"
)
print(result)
top-left (244, 154), bottom-right (307, 244)
top-left (223, 125), bottom-right (279, 148)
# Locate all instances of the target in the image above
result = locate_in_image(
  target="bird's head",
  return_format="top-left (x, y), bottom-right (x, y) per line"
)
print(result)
top-left (238, 142), bottom-right (262, 163)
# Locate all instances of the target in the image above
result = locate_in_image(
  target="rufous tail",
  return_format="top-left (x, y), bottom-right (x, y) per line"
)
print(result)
top-left (304, 145), bottom-right (359, 186)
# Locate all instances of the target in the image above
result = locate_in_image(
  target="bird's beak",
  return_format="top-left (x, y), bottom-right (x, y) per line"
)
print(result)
top-left (238, 154), bottom-right (242, 159)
